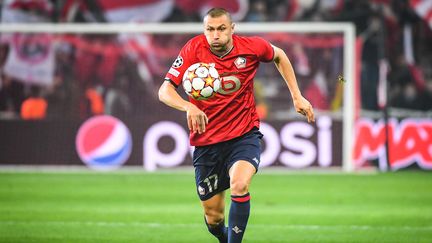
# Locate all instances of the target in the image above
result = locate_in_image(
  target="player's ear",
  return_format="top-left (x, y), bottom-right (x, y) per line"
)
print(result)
top-left (231, 23), bottom-right (235, 33)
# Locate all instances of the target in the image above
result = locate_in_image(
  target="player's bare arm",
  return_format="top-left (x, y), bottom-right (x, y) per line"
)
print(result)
top-left (272, 44), bottom-right (315, 123)
top-left (158, 81), bottom-right (208, 134)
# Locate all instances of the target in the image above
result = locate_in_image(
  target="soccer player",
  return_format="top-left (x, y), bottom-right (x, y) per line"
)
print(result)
top-left (159, 8), bottom-right (315, 243)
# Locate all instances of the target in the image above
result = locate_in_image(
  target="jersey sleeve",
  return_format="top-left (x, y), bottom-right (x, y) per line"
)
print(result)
top-left (251, 36), bottom-right (274, 63)
top-left (164, 39), bottom-right (197, 87)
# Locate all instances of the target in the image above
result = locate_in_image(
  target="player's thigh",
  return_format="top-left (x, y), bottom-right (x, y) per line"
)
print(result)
top-left (227, 127), bottom-right (263, 173)
top-left (229, 160), bottom-right (256, 195)
top-left (193, 144), bottom-right (230, 201)
top-left (229, 160), bottom-right (256, 180)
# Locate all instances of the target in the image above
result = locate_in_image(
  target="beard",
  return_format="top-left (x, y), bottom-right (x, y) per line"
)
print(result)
top-left (210, 39), bottom-right (230, 54)
top-left (211, 43), bottom-right (226, 52)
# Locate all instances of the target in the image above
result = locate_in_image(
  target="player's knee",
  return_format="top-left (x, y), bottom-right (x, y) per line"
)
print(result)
top-left (230, 179), bottom-right (249, 196)
top-left (204, 208), bottom-right (224, 225)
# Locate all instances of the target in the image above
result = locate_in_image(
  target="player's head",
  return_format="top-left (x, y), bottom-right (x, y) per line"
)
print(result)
top-left (203, 8), bottom-right (235, 54)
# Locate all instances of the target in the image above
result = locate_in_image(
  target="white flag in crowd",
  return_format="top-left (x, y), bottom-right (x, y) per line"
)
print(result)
top-left (3, 34), bottom-right (55, 86)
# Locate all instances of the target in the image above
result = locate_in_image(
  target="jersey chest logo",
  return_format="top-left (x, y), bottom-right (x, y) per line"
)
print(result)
top-left (234, 57), bottom-right (246, 69)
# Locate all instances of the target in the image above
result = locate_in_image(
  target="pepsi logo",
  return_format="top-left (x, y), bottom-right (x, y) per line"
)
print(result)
top-left (76, 115), bottom-right (132, 170)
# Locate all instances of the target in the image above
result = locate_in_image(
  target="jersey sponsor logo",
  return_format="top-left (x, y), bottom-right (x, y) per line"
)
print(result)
top-left (234, 57), bottom-right (246, 69)
top-left (172, 55), bottom-right (183, 68)
top-left (76, 115), bottom-right (132, 171)
top-left (168, 67), bottom-right (180, 77)
top-left (217, 75), bottom-right (241, 95)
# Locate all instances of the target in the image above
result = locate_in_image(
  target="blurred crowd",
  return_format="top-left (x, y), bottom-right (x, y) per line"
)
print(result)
top-left (0, 0), bottom-right (431, 121)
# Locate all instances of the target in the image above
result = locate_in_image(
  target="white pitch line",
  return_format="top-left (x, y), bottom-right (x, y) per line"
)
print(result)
top-left (0, 165), bottom-right (378, 175)
top-left (1, 221), bottom-right (431, 231)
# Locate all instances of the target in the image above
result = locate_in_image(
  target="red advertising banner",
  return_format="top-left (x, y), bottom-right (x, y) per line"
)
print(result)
top-left (354, 118), bottom-right (432, 171)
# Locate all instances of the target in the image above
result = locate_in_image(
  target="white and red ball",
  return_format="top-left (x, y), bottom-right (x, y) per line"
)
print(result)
top-left (182, 63), bottom-right (221, 100)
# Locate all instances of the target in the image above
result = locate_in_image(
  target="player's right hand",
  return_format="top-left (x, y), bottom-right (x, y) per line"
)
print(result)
top-left (185, 104), bottom-right (208, 134)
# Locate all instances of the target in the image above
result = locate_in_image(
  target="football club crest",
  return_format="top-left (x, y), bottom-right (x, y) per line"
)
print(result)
top-left (198, 186), bottom-right (205, 195)
top-left (234, 57), bottom-right (246, 69)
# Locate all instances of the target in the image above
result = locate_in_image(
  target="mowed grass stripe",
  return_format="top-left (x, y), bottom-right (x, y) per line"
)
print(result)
top-left (0, 170), bottom-right (431, 242)
top-left (2, 220), bottom-right (432, 231)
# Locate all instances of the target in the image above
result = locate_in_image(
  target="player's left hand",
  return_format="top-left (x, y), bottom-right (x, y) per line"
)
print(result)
top-left (293, 96), bottom-right (315, 123)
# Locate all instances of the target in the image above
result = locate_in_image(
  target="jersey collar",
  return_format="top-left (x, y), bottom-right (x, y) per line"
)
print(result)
top-left (209, 38), bottom-right (235, 59)
top-left (210, 45), bottom-right (234, 58)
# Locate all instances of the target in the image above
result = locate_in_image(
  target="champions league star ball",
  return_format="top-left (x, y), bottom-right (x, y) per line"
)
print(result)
top-left (182, 63), bottom-right (221, 100)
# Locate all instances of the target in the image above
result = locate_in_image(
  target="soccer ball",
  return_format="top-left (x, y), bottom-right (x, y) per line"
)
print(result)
top-left (182, 63), bottom-right (221, 100)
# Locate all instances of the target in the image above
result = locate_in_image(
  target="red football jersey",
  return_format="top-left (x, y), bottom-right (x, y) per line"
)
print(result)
top-left (165, 34), bottom-right (274, 146)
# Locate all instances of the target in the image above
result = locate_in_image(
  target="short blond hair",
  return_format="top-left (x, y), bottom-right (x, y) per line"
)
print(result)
top-left (204, 8), bottom-right (232, 23)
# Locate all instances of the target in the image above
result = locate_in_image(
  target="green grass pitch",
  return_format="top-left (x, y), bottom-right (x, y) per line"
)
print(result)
top-left (0, 169), bottom-right (431, 242)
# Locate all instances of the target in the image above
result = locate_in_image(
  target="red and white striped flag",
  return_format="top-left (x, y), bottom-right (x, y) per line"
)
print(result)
top-left (2, 0), bottom-right (53, 23)
top-left (410, 0), bottom-right (432, 30)
top-left (62, 0), bottom-right (174, 23)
